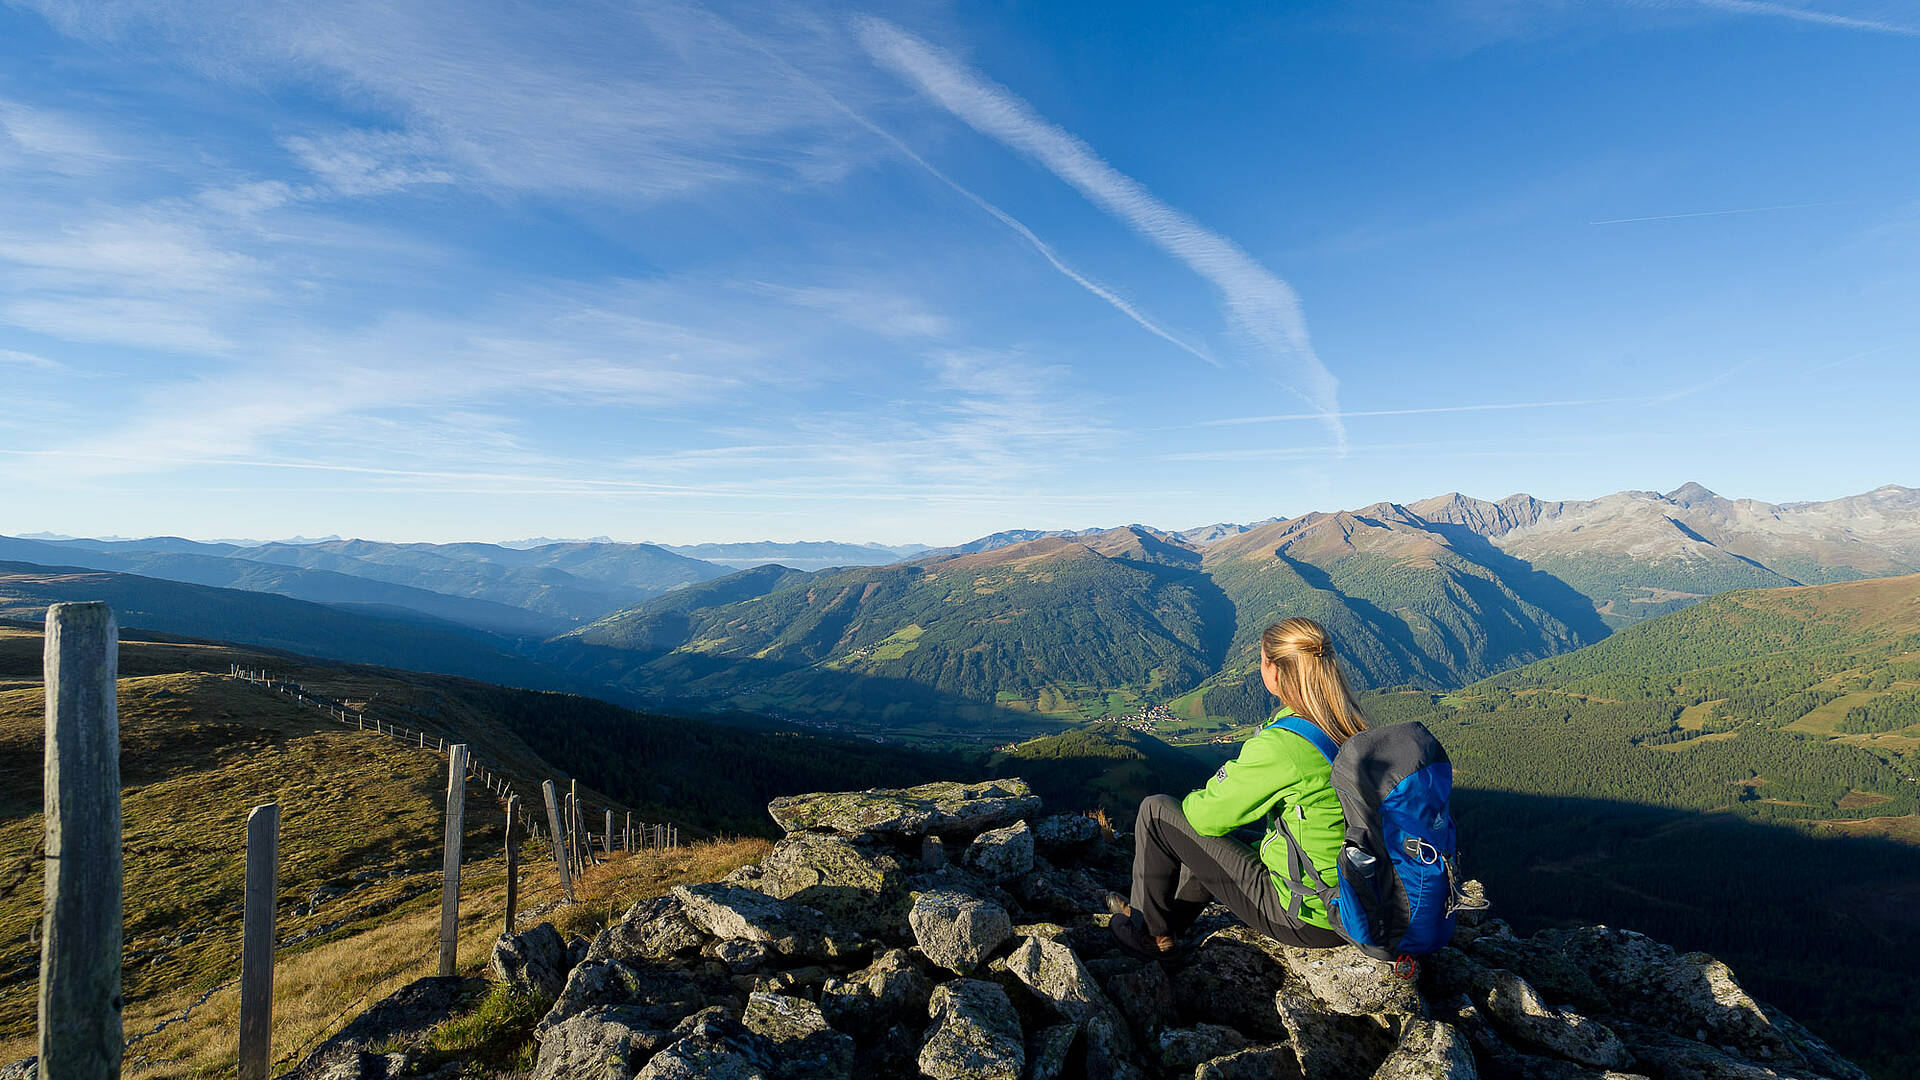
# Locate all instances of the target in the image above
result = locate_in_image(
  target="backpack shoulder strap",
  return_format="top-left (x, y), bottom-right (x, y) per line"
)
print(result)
top-left (1267, 714), bottom-right (1338, 765)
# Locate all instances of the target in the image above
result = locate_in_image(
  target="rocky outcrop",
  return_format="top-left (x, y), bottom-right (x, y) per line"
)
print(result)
top-left (470, 778), bottom-right (1863, 1080)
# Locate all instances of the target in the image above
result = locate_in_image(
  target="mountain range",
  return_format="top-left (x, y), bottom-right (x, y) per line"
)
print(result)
top-left (6, 482), bottom-right (1917, 727)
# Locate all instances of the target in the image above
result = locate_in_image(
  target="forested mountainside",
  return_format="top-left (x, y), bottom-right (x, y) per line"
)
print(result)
top-left (1333, 573), bottom-right (1920, 1076)
top-left (560, 517), bottom-right (1603, 728)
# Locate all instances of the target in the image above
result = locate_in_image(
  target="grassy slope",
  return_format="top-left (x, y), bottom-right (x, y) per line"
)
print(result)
top-left (0, 620), bottom-right (887, 1074)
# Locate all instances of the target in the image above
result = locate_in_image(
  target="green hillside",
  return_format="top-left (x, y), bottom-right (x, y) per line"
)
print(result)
top-left (1361, 573), bottom-right (1920, 1078)
top-left (563, 531), bottom-right (1232, 730)
top-left (978, 724), bottom-right (1212, 820)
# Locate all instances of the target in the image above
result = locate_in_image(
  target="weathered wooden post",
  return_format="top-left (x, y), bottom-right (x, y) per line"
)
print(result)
top-left (439, 744), bottom-right (469, 978)
top-left (237, 803), bottom-right (279, 1080)
top-left (603, 810), bottom-right (613, 857)
top-left (567, 781), bottom-right (582, 873)
top-left (624, 812), bottom-right (632, 854)
top-left (40, 601), bottom-right (122, 1078)
top-left (539, 781), bottom-right (573, 902)
top-left (503, 794), bottom-right (520, 933)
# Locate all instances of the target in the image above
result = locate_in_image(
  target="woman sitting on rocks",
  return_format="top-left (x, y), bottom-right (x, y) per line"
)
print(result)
top-left (1111, 616), bottom-right (1363, 958)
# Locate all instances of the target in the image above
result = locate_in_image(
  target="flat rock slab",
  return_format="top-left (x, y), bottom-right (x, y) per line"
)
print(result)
top-left (673, 882), bottom-right (860, 959)
top-left (531, 1006), bottom-right (672, 1080)
top-left (767, 780), bottom-right (1040, 839)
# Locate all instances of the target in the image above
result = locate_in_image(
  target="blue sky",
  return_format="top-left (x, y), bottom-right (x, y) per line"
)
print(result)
top-left (0, 0), bottom-right (1915, 545)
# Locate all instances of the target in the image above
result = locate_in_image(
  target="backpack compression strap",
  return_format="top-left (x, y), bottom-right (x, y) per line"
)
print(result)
top-left (1264, 715), bottom-right (1341, 921)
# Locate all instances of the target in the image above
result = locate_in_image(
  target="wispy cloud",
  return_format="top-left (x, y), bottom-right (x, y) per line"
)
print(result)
top-left (854, 17), bottom-right (1344, 446)
top-left (1655, 0), bottom-right (1920, 36)
top-left (1589, 200), bottom-right (1839, 225)
top-left (1199, 396), bottom-right (1640, 428)
top-left (0, 99), bottom-right (123, 173)
top-left (282, 130), bottom-right (454, 197)
top-left (0, 348), bottom-right (67, 371)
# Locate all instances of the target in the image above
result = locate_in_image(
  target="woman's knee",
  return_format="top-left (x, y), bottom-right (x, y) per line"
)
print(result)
top-left (1137, 793), bottom-right (1180, 829)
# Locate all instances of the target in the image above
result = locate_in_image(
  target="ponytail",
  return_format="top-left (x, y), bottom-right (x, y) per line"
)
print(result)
top-left (1260, 617), bottom-right (1369, 745)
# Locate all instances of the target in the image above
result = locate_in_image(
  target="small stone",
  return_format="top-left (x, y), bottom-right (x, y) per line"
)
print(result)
top-left (959, 821), bottom-right (1035, 884)
top-left (637, 1010), bottom-right (776, 1080)
top-left (1157, 1024), bottom-right (1253, 1073)
top-left (740, 992), bottom-right (855, 1080)
top-left (1032, 814), bottom-right (1100, 852)
top-left (818, 948), bottom-right (932, 1038)
top-left (918, 979), bottom-right (1026, 1080)
top-left (491, 923), bottom-right (572, 998)
top-left (588, 897), bottom-right (706, 964)
top-left (909, 889), bottom-right (1012, 974)
top-left (530, 1006), bottom-right (671, 1080)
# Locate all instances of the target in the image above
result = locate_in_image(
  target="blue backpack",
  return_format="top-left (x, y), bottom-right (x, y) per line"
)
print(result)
top-left (1268, 716), bottom-right (1485, 966)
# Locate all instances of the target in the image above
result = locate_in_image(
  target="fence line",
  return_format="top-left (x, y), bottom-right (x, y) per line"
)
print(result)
top-left (23, 621), bottom-right (692, 1076)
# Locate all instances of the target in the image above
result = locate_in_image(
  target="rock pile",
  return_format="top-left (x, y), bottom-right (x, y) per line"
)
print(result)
top-left (483, 778), bottom-right (1861, 1080)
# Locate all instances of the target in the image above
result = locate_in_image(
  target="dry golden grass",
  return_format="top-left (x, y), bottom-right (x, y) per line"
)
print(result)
top-left (98, 837), bottom-right (766, 1079)
top-left (0, 623), bottom-right (763, 1076)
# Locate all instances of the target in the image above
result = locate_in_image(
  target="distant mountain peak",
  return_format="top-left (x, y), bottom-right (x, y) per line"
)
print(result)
top-left (1664, 481), bottom-right (1722, 505)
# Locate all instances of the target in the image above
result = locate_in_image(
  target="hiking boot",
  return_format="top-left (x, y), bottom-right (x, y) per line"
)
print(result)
top-left (1108, 911), bottom-right (1177, 962)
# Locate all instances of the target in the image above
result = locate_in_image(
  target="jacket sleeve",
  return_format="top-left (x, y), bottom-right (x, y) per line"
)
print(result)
top-left (1181, 734), bottom-right (1295, 837)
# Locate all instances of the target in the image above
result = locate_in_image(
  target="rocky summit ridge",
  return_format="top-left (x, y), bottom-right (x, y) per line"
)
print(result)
top-left (291, 779), bottom-right (1867, 1080)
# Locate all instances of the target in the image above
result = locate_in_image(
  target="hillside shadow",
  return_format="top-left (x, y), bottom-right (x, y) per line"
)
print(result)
top-left (1450, 788), bottom-right (1918, 1079)
top-left (536, 638), bottom-right (1063, 741)
top-left (1111, 559), bottom-right (1238, 671)
top-left (1275, 551), bottom-right (1437, 678)
top-left (1417, 524), bottom-right (1614, 644)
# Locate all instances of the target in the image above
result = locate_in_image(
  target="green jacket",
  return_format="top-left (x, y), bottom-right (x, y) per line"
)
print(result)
top-left (1181, 707), bottom-right (1345, 929)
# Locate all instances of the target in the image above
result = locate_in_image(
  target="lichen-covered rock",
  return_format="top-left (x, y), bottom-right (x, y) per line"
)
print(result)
top-left (919, 979), bottom-right (1026, 1080)
top-left (1193, 1044), bottom-right (1302, 1080)
top-left (1371, 1019), bottom-right (1478, 1080)
top-left (0, 1058), bottom-right (32, 1080)
top-left (1083, 1011), bottom-right (1147, 1080)
top-left (491, 923), bottom-right (573, 998)
top-left (1003, 935), bottom-right (1111, 1024)
top-left (707, 938), bottom-right (771, 974)
top-left (673, 883), bottom-right (861, 960)
top-left (588, 896), bottom-right (706, 965)
top-left (1274, 988), bottom-right (1400, 1080)
top-left (768, 780), bottom-right (1041, 839)
top-left (1613, 1023), bottom-right (1797, 1080)
top-left (960, 821), bottom-right (1035, 884)
top-left (740, 992), bottom-right (855, 1080)
top-left (1172, 934), bottom-right (1291, 1040)
top-left (1480, 968), bottom-right (1634, 1071)
top-left (1259, 932), bottom-right (1426, 1018)
top-left (818, 948), bottom-right (933, 1038)
top-left (539, 960), bottom-right (705, 1034)
top-left (758, 832), bottom-right (909, 934)
top-left (1011, 866), bottom-right (1113, 918)
top-left (1105, 958), bottom-right (1177, 1044)
top-left (1032, 813), bottom-right (1100, 852)
top-left (637, 1009), bottom-right (776, 1080)
top-left (285, 975), bottom-right (478, 1079)
top-left (909, 889), bottom-right (1012, 974)
top-left (1157, 1024), bottom-right (1253, 1072)
top-left (1523, 927), bottom-right (1793, 1065)
top-left (1027, 1024), bottom-right (1078, 1080)
top-left (530, 1006), bottom-right (671, 1080)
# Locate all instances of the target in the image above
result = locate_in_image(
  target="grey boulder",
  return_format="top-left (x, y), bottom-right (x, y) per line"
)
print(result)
top-left (909, 889), bottom-right (1012, 975)
top-left (918, 979), bottom-right (1026, 1080)
top-left (491, 923), bottom-right (573, 998)
top-left (959, 821), bottom-right (1034, 884)
top-left (767, 780), bottom-right (1040, 839)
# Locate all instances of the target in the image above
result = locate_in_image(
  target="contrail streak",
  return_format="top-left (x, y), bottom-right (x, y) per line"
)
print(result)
top-left (854, 17), bottom-right (1345, 448)
top-left (702, 14), bottom-right (1214, 367)
top-left (1199, 396), bottom-right (1638, 427)
top-left (1589, 201), bottom-right (1837, 225)
top-left (1664, 0), bottom-right (1920, 36)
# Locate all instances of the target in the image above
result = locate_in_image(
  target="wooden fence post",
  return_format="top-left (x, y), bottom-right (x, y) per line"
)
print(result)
top-left (603, 810), bottom-right (613, 857)
top-left (540, 781), bottom-right (573, 902)
top-left (439, 744), bottom-right (469, 978)
top-left (567, 781), bottom-right (581, 872)
top-left (39, 601), bottom-right (122, 1078)
top-left (238, 804), bottom-right (279, 1080)
top-left (504, 794), bottom-right (520, 934)
top-left (624, 812), bottom-right (632, 854)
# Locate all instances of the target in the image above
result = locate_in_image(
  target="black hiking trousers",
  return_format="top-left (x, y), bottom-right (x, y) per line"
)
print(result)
top-left (1130, 793), bottom-right (1343, 949)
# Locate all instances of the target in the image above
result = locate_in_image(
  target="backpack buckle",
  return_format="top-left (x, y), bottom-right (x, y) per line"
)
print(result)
top-left (1402, 837), bottom-right (1441, 865)
top-left (1393, 955), bottom-right (1419, 980)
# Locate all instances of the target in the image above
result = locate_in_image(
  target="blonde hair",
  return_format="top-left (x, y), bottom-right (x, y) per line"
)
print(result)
top-left (1260, 617), bottom-right (1369, 745)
